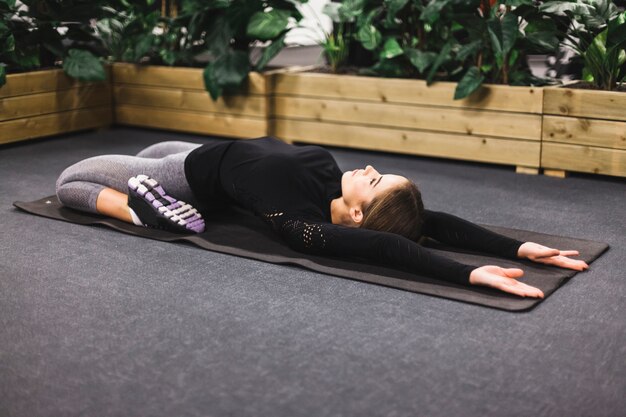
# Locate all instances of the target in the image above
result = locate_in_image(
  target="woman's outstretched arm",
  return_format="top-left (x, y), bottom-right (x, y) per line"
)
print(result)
top-left (422, 210), bottom-right (588, 271)
top-left (274, 216), bottom-right (544, 298)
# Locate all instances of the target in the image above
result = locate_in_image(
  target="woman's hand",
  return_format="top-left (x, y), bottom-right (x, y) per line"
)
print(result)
top-left (517, 242), bottom-right (589, 271)
top-left (469, 266), bottom-right (544, 298)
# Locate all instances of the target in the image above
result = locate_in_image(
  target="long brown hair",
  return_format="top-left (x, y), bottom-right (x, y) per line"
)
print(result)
top-left (360, 179), bottom-right (424, 242)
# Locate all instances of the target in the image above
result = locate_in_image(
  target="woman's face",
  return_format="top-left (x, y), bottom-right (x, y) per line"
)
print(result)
top-left (341, 165), bottom-right (408, 209)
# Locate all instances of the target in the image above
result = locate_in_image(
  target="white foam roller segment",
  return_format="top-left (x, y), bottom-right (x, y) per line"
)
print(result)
top-left (180, 209), bottom-right (197, 219)
top-left (137, 184), bottom-right (149, 196)
top-left (128, 177), bottom-right (140, 190)
top-left (173, 204), bottom-right (192, 215)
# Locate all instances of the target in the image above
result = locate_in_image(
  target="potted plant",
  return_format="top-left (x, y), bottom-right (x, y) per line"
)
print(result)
top-left (105, 0), bottom-right (306, 138)
top-left (540, 0), bottom-right (626, 177)
top-left (272, 0), bottom-right (562, 174)
top-left (0, 0), bottom-right (112, 145)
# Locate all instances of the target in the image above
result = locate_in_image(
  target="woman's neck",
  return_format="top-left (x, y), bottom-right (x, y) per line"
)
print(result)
top-left (330, 197), bottom-right (357, 227)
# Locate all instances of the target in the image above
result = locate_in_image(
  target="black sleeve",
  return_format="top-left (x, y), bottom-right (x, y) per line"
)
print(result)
top-left (272, 216), bottom-right (476, 285)
top-left (422, 210), bottom-right (524, 259)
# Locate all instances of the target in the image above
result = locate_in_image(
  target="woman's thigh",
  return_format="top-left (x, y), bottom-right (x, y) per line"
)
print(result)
top-left (57, 152), bottom-right (195, 202)
top-left (136, 141), bottom-right (202, 158)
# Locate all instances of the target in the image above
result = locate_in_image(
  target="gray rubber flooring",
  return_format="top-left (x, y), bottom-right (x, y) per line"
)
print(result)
top-left (1, 127), bottom-right (624, 417)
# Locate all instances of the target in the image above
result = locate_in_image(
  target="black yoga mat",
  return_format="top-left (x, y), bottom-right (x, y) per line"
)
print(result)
top-left (14, 196), bottom-right (609, 311)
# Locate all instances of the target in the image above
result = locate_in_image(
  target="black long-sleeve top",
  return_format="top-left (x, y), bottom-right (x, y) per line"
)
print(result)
top-left (184, 136), bottom-right (524, 285)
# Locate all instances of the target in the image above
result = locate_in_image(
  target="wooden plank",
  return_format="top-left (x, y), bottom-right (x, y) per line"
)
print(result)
top-left (544, 88), bottom-right (626, 122)
top-left (274, 119), bottom-right (540, 167)
top-left (0, 106), bottom-right (112, 145)
top-left (1, 66), bottom-right (111, 99)
top-left (516, 166), bottom-right (539, 175)
top-left (273, 96), bottom-right (542, 140)
top-left (115, 104), bottom-right (267, 138)
top-left (543, 169), bottom-right (568, 178)
top-left (114, 85), bottom-right (266, 117)
top-left (0, 84), bottom-right (111, 122)
top-left (112, 63), bottom-right (267, 95)
top-left (543, 115), bottom-right (626, 150)
top-left (273, 72), bottom-right (543, 114)
top-left (542, 143), bottom-right (626, 177)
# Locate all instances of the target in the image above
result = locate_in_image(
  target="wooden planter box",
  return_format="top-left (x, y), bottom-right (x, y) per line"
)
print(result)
top-left (542, 87), bottom-right (626, 178)
top-left (112, 63), bottom-right (275, 138)
top-left (0, 68), bottom-right (112, 145)
top-left (271, 71), bottom-right (543, 173)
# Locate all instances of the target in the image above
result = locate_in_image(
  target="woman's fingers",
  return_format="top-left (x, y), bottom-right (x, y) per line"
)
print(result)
top-left (503, 268), bottom-right (524, 278)
top-left (498, 279), bottom-right (544, 298)
top-left (539, 255), bottom-right (589, 271)
top-left (538, 248), bottom-right (560, 257)
top-left (559, 250), bottom-right (580, 257)
top-left (470, 266), bottom-right (544, 298)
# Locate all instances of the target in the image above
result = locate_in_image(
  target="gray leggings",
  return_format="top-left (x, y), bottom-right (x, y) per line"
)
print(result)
top-left (56, 141), bottom-right (202, 214)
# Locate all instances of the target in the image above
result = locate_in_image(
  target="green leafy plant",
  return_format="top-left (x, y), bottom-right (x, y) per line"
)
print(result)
top-left (451, 0), bottom-right (562, 99)
top-left (0, 0), bottom-right (108, 87)
top-left (317, 2), bottom-right (351, 73)
top-left (335, 0), bottom-right (463, 80)
top-left (540, 0), bottom-right (626, 90)
top-left (319, 0), bottom-right (565, 99)
top-left (98, 0), bottom-right (307, 100)
top-left (193, 0), bottom-right (306, 100)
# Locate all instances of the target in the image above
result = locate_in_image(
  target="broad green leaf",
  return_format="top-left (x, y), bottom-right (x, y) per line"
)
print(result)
top-left (369, 57), bottom-right (409, 77)
top-left (205, 16), bottom-right (233, 56)
top-left (607, 12), bottom-right (626, 48)
top-left (405, 48), bottom-right (437, 72)
top-left (0, 0), bottom-right (16, 12)
top-left (339, 0), bottom-right (364, 22)
top-left (508, 48), bottom-right (519, 66)
top-left (385, 0), bottom-right (409, 18)
top-left (454, 66), bottom-right (484, 99)
top-left (380, 38), bottom-right (403, 59)
top-left (160, 49), bottom-right (177, 66)
top-left (501, 13), bottom-right (519, 55)
top-left (255, 32), bottom-right (287, 71)
top-left (0, 64), bottom-right (6, 87)
top-left (204, 49), bottom-right (250, 100)
top-left (524, 18), bottom-right (559, 52)
top-left (456, 40), bottom-right (482, 61)
top-left (11, 45), bottom-right (39, 69)
top-left (246, 9), bottom-right (291, 41)
top-left (357, 24), bottom-right (381, 50)
top-left (420, 0), bottom-right (449, 25)
top-left (203, 62), bottom-right (222, 101)
top-left (323, 2), bottom-right (342, 23)
top-left (426, 41), bottom-right (452, 84)
top-left (525, 30), bottom-right (559, 52)
top-left (384, 0), bottom-right (409, 27)
top-left (134, 34), bottom-right (155, 61)
top-left (504, 0), bottom-right (533, 6)
top-left (63, 49), bottom-right (105, 81)
top-left (2, 33), bottom-right (15, 52)
top-left (539, 1), bottom-right (592, 16)
top-left (488, 13), bottom-right (518, 63)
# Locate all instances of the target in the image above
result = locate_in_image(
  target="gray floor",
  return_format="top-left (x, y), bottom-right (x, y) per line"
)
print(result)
top-left (1, 127), bottom-right (625, 417)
